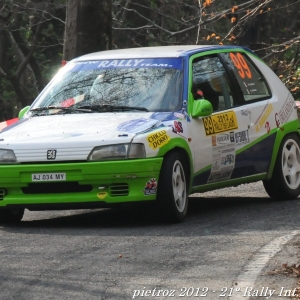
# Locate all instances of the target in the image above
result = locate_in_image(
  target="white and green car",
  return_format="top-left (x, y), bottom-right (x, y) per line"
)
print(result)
top-left (1, 45), bottom-right (300, 222)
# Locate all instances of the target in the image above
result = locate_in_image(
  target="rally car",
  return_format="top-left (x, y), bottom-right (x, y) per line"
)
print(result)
top-left (0, 45), bottom-right (300, 223)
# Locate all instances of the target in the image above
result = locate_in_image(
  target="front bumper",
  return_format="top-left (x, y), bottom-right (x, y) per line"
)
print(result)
top-left (0, 158), bottom-right (163, 208)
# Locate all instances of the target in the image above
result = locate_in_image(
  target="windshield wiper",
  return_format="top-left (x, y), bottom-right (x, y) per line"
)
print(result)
top-left (78, 105), bottom-right (149, 112)
top-left (30, 106), bottom-right (92, 113)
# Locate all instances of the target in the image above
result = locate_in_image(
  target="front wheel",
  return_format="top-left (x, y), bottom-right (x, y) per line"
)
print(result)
top-left (263, 134), bottom-right (300, 200)
top-left (0, 208), bottom-right (24, 223)
top-left (157, 152), bottom-right (189, 222)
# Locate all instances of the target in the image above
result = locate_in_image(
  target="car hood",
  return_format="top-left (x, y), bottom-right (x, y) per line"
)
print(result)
top-left (0, 113), bottom-right (161, 148)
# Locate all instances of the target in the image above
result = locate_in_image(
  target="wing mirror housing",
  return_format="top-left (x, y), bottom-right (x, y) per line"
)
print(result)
top-left (191, 99), bottom-right (213, 118)
top-left (18, 106), bottom-right (30, 119)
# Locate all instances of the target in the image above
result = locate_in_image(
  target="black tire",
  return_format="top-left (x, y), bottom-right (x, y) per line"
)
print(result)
top-left (157, 151), bottom-right (189, 222)
top-left (263, 133), bottom-right (300, 200)
top-left (0, 208), bottom-right (24, 223)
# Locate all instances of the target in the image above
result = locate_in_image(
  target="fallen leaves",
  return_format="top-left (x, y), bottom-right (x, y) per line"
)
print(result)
top-left (267, 263), bottom-right (300, 277)
top-left (267, 263), bottom-right (300, 298)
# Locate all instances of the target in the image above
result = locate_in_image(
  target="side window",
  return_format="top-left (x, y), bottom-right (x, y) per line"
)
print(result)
top-left (220, 52), bottom-right (271, 102)
top-left (192, 56), bottom-right (234, 111)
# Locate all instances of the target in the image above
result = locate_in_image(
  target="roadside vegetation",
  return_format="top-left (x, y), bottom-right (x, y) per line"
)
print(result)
top-left (0, 0), bottom-right (299, 121)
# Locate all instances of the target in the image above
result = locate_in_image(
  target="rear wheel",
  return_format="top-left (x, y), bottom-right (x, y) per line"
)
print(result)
top-left (0, 208), bottom-right (24, 223)
top-left (263, 134), bottom-right (300, 200)
top-left (157, 151), bottom-right (189, 222)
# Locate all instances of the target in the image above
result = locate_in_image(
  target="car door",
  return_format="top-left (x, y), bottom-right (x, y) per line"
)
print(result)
top-left (219, 51), bottom-right (275, 176)
top-left (189, 54), bottom-right (252, 188)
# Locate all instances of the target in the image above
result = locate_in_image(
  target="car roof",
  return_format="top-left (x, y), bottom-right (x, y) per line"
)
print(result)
top-left (74, 45), bottom-right (252, 61)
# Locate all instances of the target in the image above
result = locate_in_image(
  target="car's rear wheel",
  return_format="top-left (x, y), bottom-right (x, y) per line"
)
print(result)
top-left (157, 151), bottom-right (189, 222)
top-left (263, 134), bottom-right (300, 200)
top-left (0, 208), bottom-right (24, 223)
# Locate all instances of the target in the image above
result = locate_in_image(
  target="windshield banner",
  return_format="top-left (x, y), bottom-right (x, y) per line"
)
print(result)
top-left (71, 58), bottom-right (183, 71)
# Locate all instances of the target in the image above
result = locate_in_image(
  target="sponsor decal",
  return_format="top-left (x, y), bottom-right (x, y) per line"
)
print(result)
top-left (0, 118), bottom-right (24, 133)
top-left (254, 104), bottom-right (273, 132)
top-left (211, 160), bottom-right (219, 172)
top-left (147, 130), bottom-right (170, 150)
top-left (97, 192), bottom-right (107, 199)
top-left (241, 110), bottom-right (250, 116)
top-left (172, 121), bottom-right (183, 134)
top-left (211, 145), bottom-right (235, 170)
top-left (217, 133), bottom-right (230, 144)
top-left (211, 135), bottom-right (217, 147)
top-left (150, 112), bottom-right (190, 123)
top-left (0, 118), bottom-right (19, 131)
top-left (203, 111), bottom-right (238, 136)
top-left (47, 150), bottom-right (57, 160)
top-left (174, 112), bottom-right (185, 119)
top-left (118, 118), bottom-right (159, 133)
top-left (150, 112), bottom-right (173, 121)
top-left (71, 58), bottom-right (183, 71)
top-left (265, 121), bottom-right (271, 134)
top-left (144, 178), bottom-right (157, 195)
top-left (275, 96), bottom-right (294, 129)
top-left (235, 130), bottom-right (249, 146)
top-left (230, 53), bottom-right (252, 79)
top-left (275, 113), bottom-right (284, 131)
top-left (230, 131), bottom-right (235, 142)
top-left (208, 170), bottom-right (232, 183)
top-left (209, 143), bottom-right (235, 181)
top-left (212, 132), bottom-right (235, 147)
top-left (222, 147), bottom-right (235, 154)
top-left (221, 154), bottom-right (234, 166)
top-left (170, 120), bottom-right (187, 140)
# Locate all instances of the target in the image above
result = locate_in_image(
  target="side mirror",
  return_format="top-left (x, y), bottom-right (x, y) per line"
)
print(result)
top-left (191, 99), bottom-right (213, 118)
top-left (18, 106), bottom-right (30, 119)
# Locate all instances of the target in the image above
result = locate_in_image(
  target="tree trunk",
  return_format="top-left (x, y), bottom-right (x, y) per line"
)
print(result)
top-left (63, 0), bottom-right (112, 61)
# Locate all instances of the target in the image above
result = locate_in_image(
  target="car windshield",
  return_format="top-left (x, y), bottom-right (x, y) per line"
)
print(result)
top-left (30, 58), bottom-right (183, 115)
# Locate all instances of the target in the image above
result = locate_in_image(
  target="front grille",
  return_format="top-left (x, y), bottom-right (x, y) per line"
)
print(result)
top-left (0, 188), bottom-right (6, 200)
top-left (22, 182), bottom-right (93, 194)
top-left (109, 184), bottom-right (129, 196)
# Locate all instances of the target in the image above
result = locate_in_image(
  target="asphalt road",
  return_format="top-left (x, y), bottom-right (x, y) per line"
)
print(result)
top-left (1, 181), bottom-right (300, 300)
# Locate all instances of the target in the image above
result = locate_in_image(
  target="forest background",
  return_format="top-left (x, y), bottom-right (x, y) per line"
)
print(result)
top-left (0, 0), bottom-right (299, 122)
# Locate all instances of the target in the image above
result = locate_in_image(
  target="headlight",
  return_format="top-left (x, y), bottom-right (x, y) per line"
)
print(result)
top-left (88, 143), bottom-right (145, 161)
top-left (0, 149), bottom-right (17, 163)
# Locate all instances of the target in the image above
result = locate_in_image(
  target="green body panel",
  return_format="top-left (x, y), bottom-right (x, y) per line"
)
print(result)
top-left (157, 137), bottom-right (194, 190)
top-left (157, 137), bottom-right (192, 161)
top-left (191, 174), bottom-right (266, 193)
top-left (0, 158), bottom-right (163, 206)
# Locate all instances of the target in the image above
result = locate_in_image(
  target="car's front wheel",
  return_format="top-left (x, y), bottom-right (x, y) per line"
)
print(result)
top-left (157, 151), bottom-right (189, 222)
top-left (0, 208), bottom-right (24, 223)
top-left (263, 134), bottom-right (300, 200)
